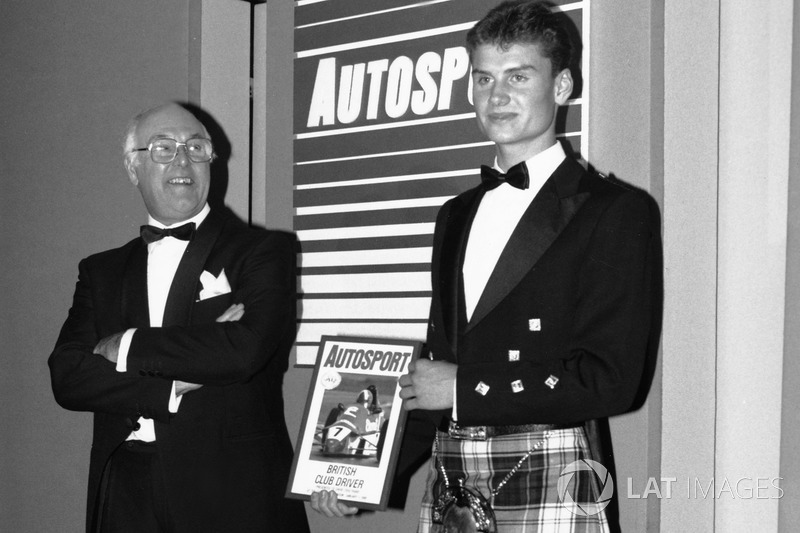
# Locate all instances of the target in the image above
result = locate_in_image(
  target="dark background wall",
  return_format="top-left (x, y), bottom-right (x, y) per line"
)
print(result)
top-left (0, 2), bottom-right (191, 530)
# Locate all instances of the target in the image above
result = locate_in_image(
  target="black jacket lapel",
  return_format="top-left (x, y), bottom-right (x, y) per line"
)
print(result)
top-left (162, 210), bottom-right (225, 327)
top-left (436, 187), bottom-right (484, 352)
top-left (467, 158), bottom-right (589, 330)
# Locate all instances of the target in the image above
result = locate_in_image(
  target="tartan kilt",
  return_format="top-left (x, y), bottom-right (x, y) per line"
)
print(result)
top-left (417, 427), bottom-right (610, 533)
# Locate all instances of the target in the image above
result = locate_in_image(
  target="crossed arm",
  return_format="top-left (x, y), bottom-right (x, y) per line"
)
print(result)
top-left (92, 303), bottom-right (245, 396)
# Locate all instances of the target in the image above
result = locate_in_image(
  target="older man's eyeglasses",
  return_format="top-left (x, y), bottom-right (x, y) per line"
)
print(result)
top-left (132, 138), bottom-right (215, 164)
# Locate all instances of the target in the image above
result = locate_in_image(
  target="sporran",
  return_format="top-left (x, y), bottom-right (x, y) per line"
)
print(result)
top-left (430, 431), bottom-right (550, 533)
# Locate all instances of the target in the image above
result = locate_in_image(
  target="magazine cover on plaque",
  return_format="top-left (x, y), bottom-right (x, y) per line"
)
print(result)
top-left (286, 335), bottom-right (422, 510)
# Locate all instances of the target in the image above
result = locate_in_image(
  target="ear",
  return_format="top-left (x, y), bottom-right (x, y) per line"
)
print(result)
top-left (554, 68), bottom-right (573, 105)
top-left (124, 154), bottom-right (139, 187)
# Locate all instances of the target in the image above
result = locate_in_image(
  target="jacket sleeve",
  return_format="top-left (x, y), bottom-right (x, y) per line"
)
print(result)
top-left (49, 258), bottom-right (173, 422)
top-left (125, 231), bottom-right (296, 385)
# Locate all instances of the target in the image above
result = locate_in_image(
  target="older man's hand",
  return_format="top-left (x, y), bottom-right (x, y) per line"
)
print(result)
top-left (215, 302), bottom-right (244, 323)
top-left (93, 332), bottom-right (123, 364)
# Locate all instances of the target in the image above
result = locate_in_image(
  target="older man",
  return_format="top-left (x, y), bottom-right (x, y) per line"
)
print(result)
top-left (49, 103), bottom-right (309, 532)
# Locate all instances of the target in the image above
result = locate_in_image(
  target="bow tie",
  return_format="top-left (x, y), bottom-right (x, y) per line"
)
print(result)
top-left (480, 162), bottom-right (530, 190)
top-left (140, 222), bottom-right (196, 244)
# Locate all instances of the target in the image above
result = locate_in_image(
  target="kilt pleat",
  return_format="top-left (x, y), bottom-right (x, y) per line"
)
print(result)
top-left (418, 427), bottom-right (610, 532)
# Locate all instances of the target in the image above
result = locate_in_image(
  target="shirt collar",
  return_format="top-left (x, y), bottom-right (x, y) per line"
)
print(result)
top-left (494, 142), bottom-right (566, 177)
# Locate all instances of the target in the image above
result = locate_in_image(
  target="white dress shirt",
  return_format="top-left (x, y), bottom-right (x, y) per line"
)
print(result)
top-left (116, 204), bottom-right (211, 441)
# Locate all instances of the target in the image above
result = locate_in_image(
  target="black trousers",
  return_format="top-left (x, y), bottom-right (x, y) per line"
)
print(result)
top-left (97, 441), bottom-right (174, 533)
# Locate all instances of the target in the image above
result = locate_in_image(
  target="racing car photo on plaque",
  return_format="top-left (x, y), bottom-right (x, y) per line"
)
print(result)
top-left (315, 377), bottom-right (392, 462)
top-left (286, 336), bottom-right (422, 511)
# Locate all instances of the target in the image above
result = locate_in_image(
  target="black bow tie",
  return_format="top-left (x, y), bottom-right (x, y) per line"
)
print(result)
top-left (480, 162), bottom-right (530, 190)
top-left (140, 222), bottom-right (196, 244)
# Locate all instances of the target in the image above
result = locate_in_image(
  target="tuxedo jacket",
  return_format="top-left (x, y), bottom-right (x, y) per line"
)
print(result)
top-left (427, 156), bottom-right (659, 430)
top-left (49, 209), bottom-right (309, 533)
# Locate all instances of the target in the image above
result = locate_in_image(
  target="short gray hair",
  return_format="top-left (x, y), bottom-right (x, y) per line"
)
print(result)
top-left (122, 111), bottom-right (145, 157)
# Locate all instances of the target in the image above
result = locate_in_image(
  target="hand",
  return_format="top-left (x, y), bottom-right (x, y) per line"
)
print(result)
top-left (398, 358), bottom-right (457, 411)
top-left (216, 303), bottom-right (244, 322)
top-left (309, 490), bottom-right (358, 517)
top-left (93, 332), bottom-right (123, 364)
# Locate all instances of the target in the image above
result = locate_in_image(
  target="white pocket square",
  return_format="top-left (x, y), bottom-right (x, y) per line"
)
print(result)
top-left (199, 269), bottom-right (231, 300)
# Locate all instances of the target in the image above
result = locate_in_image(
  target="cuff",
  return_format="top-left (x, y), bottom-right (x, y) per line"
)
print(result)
top-left (451, 378), bottom-right (458, 421)
top-left (168, 381), bottom-right (183, 413)
top-left (115, 328), bottom-right (137, 373)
